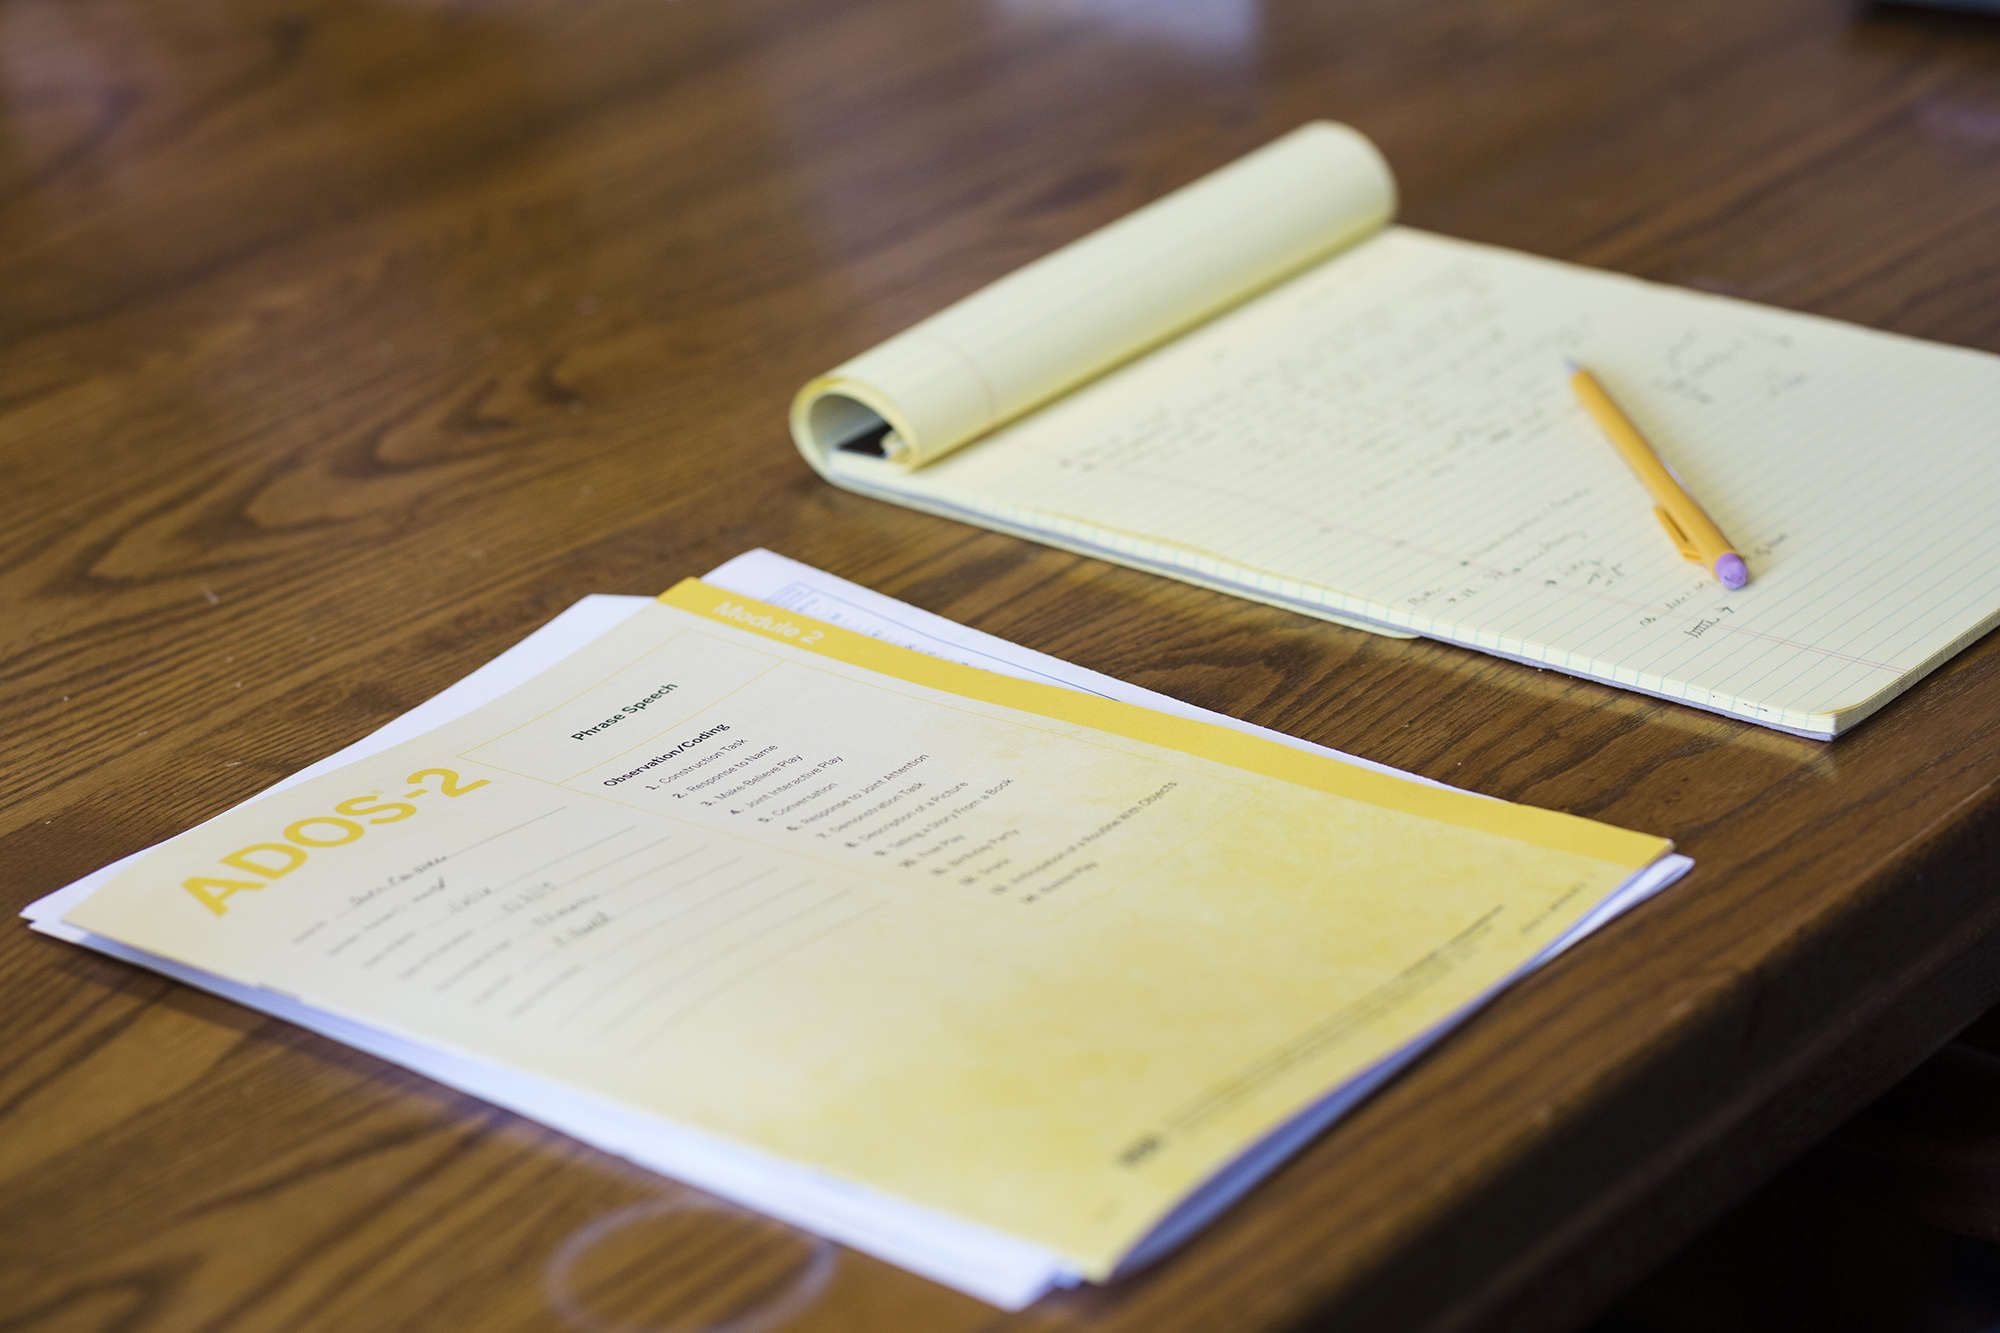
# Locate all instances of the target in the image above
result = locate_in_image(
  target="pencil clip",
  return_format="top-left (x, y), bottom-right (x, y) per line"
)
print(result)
top-left (1654, 506), bottom-right (1702, 563)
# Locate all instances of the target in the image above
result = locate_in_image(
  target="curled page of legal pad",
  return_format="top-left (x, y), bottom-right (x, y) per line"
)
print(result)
top-left (790, 121), bottom-right (1394, 470)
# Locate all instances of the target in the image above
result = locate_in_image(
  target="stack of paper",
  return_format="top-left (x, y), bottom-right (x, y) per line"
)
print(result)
top-left (24, 551), bottom-right (1689, 1307)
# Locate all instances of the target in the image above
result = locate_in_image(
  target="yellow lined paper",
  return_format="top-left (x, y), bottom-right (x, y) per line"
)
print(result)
top-left (796, 126), bottom-right (2000, 736)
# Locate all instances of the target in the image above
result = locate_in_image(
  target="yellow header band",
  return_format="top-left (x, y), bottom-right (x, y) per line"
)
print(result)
top-left (659, 579), bottom-right (1669, 868)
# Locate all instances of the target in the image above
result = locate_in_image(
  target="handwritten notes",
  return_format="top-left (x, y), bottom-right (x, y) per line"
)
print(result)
top-left (867, 227), bottom-right (2000, 735)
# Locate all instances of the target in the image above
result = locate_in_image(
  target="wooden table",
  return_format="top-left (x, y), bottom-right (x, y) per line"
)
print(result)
top-left (6, 2), bottom-right (1999, 1329)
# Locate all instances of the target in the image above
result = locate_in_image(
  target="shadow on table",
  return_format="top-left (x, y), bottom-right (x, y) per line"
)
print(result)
top-left (1588, 1009), bottom-right (2000, 1333)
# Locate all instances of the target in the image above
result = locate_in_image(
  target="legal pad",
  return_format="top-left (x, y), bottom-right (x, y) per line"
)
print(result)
top-left (792, 123), bottom-right (2000, 738)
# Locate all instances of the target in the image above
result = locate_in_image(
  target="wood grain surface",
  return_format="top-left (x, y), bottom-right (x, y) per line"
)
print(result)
top-left (5, 2), bottom-right (2000, 1330)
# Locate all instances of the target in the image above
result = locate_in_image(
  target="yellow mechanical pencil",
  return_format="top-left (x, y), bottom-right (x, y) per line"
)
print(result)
top-left (1566, 360), bottom-right (1748, 590)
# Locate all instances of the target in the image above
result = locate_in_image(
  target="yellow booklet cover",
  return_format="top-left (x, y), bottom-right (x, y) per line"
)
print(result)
top-left (63, 578), bottom-right (1675, 1300)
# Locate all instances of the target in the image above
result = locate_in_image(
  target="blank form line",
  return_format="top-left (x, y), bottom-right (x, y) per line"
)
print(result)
top-left (489, 827), bottom-right (635, 893)
top-left (590, 876), bottom-right (817, 1041)
top-left (631, 897), bottom-right (886, 1053)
